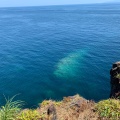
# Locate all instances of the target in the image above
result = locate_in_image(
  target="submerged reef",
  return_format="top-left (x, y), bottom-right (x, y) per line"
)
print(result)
top-left (54, 50), bottom-right (87, 79)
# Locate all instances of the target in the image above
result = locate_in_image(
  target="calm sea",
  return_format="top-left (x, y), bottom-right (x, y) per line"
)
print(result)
top-left (0, 3), bottom-right (120, 107)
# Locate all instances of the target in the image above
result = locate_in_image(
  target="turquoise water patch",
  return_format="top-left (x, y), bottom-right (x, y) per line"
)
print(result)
top-left (54, 50), bottom-right (87, 79)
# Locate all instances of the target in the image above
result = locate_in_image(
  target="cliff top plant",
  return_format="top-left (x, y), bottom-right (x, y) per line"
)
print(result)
top-left (0, 95), bottom-right (23, 120)
top-left (17, 109), bottom-right (41, 120)
top-left (96, 99), bottom-right (120, 120)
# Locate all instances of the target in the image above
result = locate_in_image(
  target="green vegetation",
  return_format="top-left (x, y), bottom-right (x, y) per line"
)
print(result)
top-left (17, 109), bottom-right (41, 120)
top-left (0, 95), bottom-right (23, 120)
top-left (96, 99), bottom-right (120, 120)
top-left (116, 73), bottom-right (120, 79)
top-left (0, 95), bottom-right (120, 120)
top-left (54, 101), bottom-right (62, 106)
top-left (40, 100), bottom-right (50, 107)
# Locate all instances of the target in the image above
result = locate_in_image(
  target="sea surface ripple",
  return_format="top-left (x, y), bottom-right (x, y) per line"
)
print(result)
top-left (0, 3), bottom-right (120, 107)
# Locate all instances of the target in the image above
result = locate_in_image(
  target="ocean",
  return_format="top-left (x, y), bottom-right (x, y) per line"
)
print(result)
top-left (0, 3), bottom-right (120, 107)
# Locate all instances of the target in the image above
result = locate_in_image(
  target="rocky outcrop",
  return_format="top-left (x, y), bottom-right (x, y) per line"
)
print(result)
top-left (110, 61), bottom-right (120, 98)
top-left (47, 104), bottom-right (57, 120)
top-left (39, 95), bottom-right (96, 120)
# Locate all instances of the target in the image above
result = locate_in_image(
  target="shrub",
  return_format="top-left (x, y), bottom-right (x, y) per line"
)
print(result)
top-left (96, 99), bottom-right (120, 120)
top-left (17, 109), bottom-right (41, 120)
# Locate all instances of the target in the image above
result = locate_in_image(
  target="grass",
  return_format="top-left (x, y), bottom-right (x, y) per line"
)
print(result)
top-left (0, 95), bottom-right (23, 120)
top-left (96, 99), bottom-right (120, 120)
top-left (40, 100), bottom-right (50, 107)
top-left (17, 109), bottom-right (41, 120)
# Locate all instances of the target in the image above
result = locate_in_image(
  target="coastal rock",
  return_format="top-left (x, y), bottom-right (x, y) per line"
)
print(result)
top-left (47, 104), bottom-right (57, 120)
top-left (110, 61), bottom-right (120, 98)
top-left (39, 95), bottom-right (96, 120)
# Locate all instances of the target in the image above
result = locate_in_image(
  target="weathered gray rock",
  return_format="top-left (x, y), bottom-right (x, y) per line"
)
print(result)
top-left (47, 104), bottom-right (57, 120)
top-left (110, 61), bottom-right (120, 98)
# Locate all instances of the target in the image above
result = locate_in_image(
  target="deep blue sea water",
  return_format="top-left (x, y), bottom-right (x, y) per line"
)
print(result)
top-left (0, 3), bottom-right (120, 107)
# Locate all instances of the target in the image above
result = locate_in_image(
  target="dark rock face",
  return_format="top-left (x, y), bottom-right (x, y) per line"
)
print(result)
top-left (47, 104), bottom-right (57, 120)
top-left (110, 62), bottom-right (120, 98)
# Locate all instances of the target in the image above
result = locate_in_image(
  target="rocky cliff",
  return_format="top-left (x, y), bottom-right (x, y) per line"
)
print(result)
top-left (110, 61), bottom-right (120, 98)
